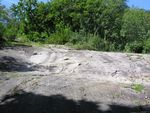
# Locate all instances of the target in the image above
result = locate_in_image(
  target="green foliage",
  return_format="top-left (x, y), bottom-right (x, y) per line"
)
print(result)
top-left (4, 20), bottom-right (18, 41)
top-left (0, 22), bottom-right (7, 46)
top-left (1, 0), bottom-right (150, 53)
top-left (131, 84), bottom-right (144, 93)
top-left (0, 2), bottom-right (7, 46)
top-left (16, 34), bottom-right (30, 43)
top-left (121, 9), bottom-right (150, 43)
top-left (70, 33), bottom-right (112, 51)
top-left (0, 22), bottom-right (5, 37)
top-left (11, 0), bottom-right (127, 43)
top-left (72, 34), bottom-right (101, 50)
top-left (47, 24), bottom-right (72, 44)
top-left (50, 0), bottom-right (127, 40)
top-left (124, 41), bottom-right (144, 53)
top-left (0, 2), bottom-right (8, 21)
top-left (11, 0), bottom-right (39, 33)
top-left (143, 38), bottom-right (150, 53)
top-left (26, 32), bottom-right (41, 42)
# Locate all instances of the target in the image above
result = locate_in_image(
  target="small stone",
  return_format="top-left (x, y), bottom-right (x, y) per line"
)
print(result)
top-left (78, 63), bottom-right (82, 66)
top-left (33, 52), bottom-right (38, 55)
top-left (145, 96), bottom-right (148, 99)
top-left (64, 58), bottom-right (69, 60)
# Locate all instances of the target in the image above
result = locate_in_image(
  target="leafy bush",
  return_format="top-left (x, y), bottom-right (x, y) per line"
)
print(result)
top-left (47, 25), bottom-right (72, 44)
top-left (16, 34), bottom-right (30, 43)
top-left (0, 22), bottom-right (6, 46)
top-left (72, 33), bottom-right (106, 51)
top-left (26, 32), bottom-right (41, 42)
top-left (124, 41), bottom-right (144, 53)
top-left (0, 22), bottom-right (5, 37)
top-left (143, 38), bottom-right (150, 53)
top-left (69, 30), bottom-right (87, 44)
top-left (4, 28), bottom-right (17, 41)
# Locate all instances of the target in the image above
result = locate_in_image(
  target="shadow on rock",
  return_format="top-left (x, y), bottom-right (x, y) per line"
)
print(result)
top-left (0, 56), bottom-right (56, 72)
top-left (0, 56), bottom-right (33, 72)
top-left (0, 90), bottom-right (149, 113)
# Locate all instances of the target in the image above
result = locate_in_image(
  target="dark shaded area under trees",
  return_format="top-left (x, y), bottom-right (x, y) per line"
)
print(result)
top-left (0, 0), bottom-right (150, 53)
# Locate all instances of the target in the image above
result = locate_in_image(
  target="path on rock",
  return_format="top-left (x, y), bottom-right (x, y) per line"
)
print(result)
top-left (0, 45), bottom-right (150, 113)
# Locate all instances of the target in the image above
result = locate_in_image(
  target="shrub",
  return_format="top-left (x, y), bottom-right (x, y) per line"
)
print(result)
top-left (124, 41), bottom-right (144, 53)
top-left (4, 28), bottom-right (17, 41)
top-left (26, 32), bottom-right (42, 42)
top-left (0, 22), bottom-right (5, 37)
top-left (47, 25), bottom-right (72, 44)
top-left (16, 34), bottom-right (30, 43)
top-left (72, 33), bottom-right (104, 51)
top-left (143, 38), bottom-right (150, 53)
top-left (0, 22), bottom-right (6, 46)
top-left (69, 31), bottom-right (86, 44)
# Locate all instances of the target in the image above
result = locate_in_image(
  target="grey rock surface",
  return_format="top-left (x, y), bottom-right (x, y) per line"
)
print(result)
top-left (0, 45), bottom-right (150, 113)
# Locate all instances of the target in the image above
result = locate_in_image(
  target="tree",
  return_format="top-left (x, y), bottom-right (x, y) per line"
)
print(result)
top-left (0, 1), bottom-right (7, 45)
top-left (121, 8), bottom-right (150, 53)
top-left (121, 8), bottom-right (150, 42)
top-left (12, 0), bottom-right (38, 34)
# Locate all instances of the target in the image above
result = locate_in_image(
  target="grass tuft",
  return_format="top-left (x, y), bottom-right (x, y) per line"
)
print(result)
top-left (131, 84), bottom-right (144, 93)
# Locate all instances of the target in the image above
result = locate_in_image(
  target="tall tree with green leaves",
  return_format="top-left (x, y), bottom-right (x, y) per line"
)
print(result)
top-left (0, 1), bottom-right (7, 45)
top-left (121, 8), bottom-right (150, 42)
top-left (121, 8), bottom-right (150, 53)
top-left (48, 0), bottom-right (127, 50)
top-left (12, 0), bottom-right (38, 34)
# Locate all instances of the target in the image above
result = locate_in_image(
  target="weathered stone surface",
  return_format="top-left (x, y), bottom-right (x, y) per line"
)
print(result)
top-left (0, 45), bottom-right (150, 113)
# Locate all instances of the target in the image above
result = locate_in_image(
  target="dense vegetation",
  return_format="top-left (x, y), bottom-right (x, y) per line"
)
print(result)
top-left (0, 0), bottom-right (150, 53)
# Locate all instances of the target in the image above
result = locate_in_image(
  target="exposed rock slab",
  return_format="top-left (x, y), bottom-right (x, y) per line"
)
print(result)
top-left (0, 45), bottom-right (150, 112)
